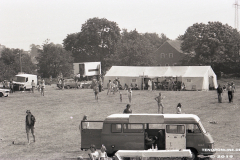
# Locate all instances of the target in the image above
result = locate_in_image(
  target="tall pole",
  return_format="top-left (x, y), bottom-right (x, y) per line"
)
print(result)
top-left (234, 0), bottom-right (240, 30)
top-left (19, 51), bottom-right (22, 73)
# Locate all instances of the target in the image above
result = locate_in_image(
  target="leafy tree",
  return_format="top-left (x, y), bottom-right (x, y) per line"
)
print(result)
top-left (0, 48), bottom-right (37, 81)
top-left (104, 29), bottom-right (157, 70)
top-left (30, 44), bottom-right (41, 64)
top-left (36, 42), bottom-right (74, 78)
top-left (63, 17), bottom-right (121, 72)
top-left (181, 22), bottom-right (240, 67)
top-left (143, 33), bottom-right (169, 48)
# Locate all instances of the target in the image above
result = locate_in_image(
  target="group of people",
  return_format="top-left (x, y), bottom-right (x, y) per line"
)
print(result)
top-left (217, 82), bottom-right (236, 103)
top-left (89, 144), bottom-right (108, 160)
top-left (31, 79), bottom-right (45, 96)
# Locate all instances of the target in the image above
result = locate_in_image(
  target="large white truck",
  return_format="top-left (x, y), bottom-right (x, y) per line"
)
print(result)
top-left (14, 74), bottom-right (37, 91)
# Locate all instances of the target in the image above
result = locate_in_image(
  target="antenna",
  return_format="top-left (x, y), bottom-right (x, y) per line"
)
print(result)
top-left (234, 0), bottom-right (240, 30)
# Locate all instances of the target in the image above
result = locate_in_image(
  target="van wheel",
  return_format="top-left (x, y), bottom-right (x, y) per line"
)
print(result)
top-left (186, 149), bottom-right (198, 160)
top-left (0, 92), bottom-right (3, 97)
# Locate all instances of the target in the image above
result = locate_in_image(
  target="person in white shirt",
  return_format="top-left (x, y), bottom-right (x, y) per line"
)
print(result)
top-left (81, 115), bottom-right (89, 129)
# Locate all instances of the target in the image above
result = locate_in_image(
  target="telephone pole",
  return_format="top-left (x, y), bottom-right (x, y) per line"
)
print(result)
top-left (234, 0), bottom-right (240, 30)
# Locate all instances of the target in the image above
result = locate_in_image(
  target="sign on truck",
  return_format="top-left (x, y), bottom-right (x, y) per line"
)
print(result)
top-left (81, 114), bottom-right (215, 159)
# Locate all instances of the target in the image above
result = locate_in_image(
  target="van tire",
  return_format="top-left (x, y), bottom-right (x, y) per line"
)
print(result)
top-left (0, 92), bottom-right (3, 97)
top-left (186, 148), bottom-right (198, 160)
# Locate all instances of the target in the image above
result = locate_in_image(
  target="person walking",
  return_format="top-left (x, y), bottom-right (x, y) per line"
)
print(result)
top-left (217, 85), bottom-right (223, 103)
top-left (155, 93), bottom-right (165, 114)
top-left (25, 110), bottom-right (36, 144)
top-left (31, 80), bottom-right (36, 93)
top-left (128, 88), bottom-right (132, 103)
top-left (227, 83), bottom-right (233, 103)
top-left (123, 104), bottom-right (132, 114)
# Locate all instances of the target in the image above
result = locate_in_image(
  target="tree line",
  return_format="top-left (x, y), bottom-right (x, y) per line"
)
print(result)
top-left (1, 18), bottom-right (240, 81)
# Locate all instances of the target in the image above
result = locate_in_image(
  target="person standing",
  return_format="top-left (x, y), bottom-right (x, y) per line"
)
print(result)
top-left (10, 80), bottom-right (14, 93)
top-left (25, 110), bottom-right (36, 144)
top-left (120, 92), bottom-right (122, 102)
top-left (128, 88), bottom-right (132, 103)
top-left (227, 83), bottom-right (233, 103)
top-left (41, 79), bottom-right (45, 96)
top-left (155, 93), bottom-right (165, 114)
top-left (31, 80), bottom-right (36, 93)
top-left (62, 78), bottom-right (65, 90)
top-left (49, 75), bottom-right (52, 86)
top-left (123, 104), bottom-right (132, 114)
top-left (217, 85), bottom-right (223, 103)
top-left (81, 115), bottom-right (89, 129)
top-left (176, 103), bottom-right (182, 114)
top-left (94, 81), bottom-right (99, 101)
top-left (107, 80), bottom-right (112, 95)
top-left (148, 80), bottom-right (152, 91)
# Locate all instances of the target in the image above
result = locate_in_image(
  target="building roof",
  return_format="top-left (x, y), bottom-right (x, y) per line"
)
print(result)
top-left (158, 40), bottom-right (183, 53)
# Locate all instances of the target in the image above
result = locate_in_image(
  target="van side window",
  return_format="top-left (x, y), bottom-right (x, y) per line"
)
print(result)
top-left (123, 124), bottom-right (143, 133)
top-left (26, 78), bottom-right (28, 82)
top-left (166, 125), bottom-right (185, 134)
top-left (186, 124), bottom-right (201, 133)
top-left (111, 124), bottom-right (122, 133)
top-left (149, 124), bottom-right (165, 129)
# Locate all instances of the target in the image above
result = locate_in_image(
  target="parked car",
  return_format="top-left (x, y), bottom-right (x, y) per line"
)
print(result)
top-left (57, 79), bottom-right (80, 89)
top-left (0, 89), bottom-right (10, 97)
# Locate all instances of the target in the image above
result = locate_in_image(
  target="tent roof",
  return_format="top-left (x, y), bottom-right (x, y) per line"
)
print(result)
top-left (105, 66), bottom-right (215, 78)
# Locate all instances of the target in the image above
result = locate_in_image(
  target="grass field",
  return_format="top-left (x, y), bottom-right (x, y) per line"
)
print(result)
top-left (0, 79), bottom-right (240, 160)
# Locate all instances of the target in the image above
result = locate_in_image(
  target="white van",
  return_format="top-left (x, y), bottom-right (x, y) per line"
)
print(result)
top-left (14, 74), bottom-right (37, 90)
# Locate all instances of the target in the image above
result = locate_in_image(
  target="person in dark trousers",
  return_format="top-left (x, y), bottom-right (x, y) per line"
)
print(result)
top-left (227, 83), bottom-right (233, 103)
top-left (123, 104), bottom-right (132, 114)
top-left (25, 110), bottom-right (36, 144)
top-left (217, 85), bottom-right (223, 103)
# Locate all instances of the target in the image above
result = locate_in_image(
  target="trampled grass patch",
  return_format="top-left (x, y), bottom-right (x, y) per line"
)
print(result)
top-left (0, 79), bottom-right (240, 159)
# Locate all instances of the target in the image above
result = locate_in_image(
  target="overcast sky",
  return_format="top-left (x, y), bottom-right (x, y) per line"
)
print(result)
top-left (0, 0), bottom-right (237, 51)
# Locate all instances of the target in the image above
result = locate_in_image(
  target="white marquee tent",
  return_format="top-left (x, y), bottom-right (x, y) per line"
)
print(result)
top-left (103, 66), bottom-right (218, 91)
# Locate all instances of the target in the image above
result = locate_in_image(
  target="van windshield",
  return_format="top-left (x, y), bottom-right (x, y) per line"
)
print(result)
top-left (16, 76), bottom-right (25, 82)
top-left (198, 121), bottom-right (206, 133)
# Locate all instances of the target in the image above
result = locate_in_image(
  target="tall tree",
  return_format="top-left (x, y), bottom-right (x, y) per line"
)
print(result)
top-left (0, 48), bottom-right (37, 80)
top-left (104, 29), bottom-right (157, 70)
top-left (63, 17), bottom-right (121, 72)
top-left (181, 22), bottom-right (240, 67)
top-left (36, 42), bottom-right (74, 78)
top-left (143, 33), bottom-right (169, 49)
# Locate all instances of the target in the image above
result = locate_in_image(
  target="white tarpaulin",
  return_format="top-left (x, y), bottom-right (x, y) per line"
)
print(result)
top-left (103, 66), bottom-right (217, 91)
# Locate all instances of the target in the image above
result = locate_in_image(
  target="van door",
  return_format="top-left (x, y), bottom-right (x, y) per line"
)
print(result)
top-left (165, 124), bottom-right (186, 150)
top-left (81, 121), bottom-right (103, 149)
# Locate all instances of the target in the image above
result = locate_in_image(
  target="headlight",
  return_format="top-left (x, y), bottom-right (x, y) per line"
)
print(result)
top-left (208, 143), bottom-right (214, 149)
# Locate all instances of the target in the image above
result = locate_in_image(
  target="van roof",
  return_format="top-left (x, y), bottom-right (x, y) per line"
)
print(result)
top-left (104, 114), bottom-right (200, 124)
top-left (16, 74), bottom-right (37, 77)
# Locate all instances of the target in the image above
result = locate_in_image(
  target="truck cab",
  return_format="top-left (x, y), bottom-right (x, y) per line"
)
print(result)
top-left (81, 114), bottom-right (215, 159)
